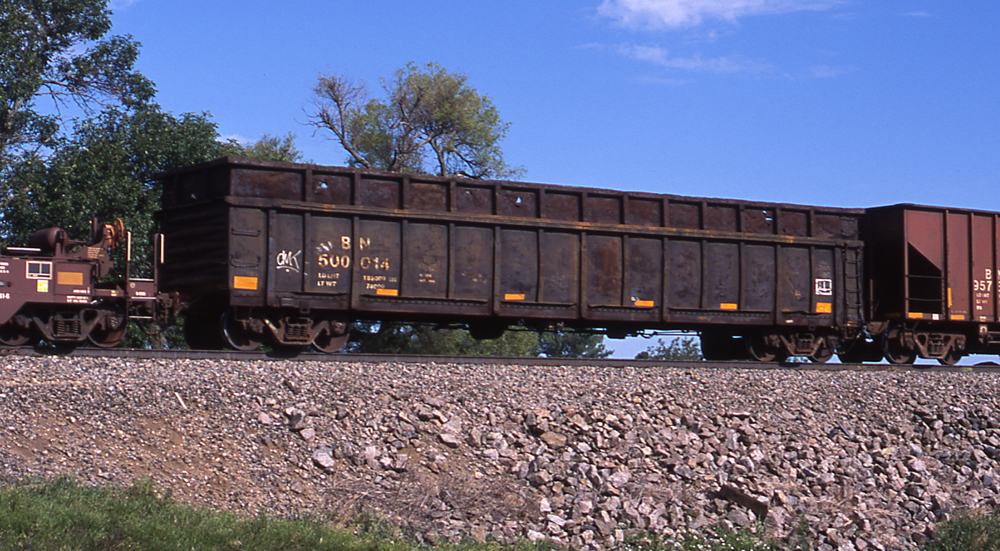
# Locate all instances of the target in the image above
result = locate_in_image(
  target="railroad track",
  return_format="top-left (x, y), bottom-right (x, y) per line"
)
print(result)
top-left (1, 345), bottom-right (997, 372)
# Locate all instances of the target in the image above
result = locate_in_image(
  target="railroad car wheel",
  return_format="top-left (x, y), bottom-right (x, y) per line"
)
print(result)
top-left (313, 331), bottom-right (350, 353)
top-left (837, 340), bottom-right (866, 363)
top-left (87, 308), bottom-right (127, 348)
top-left (745, 334), bottom-right (779, 362)
top-left (0, 322), bottom-right (32, 346)
top-left (882, 326), bottom-right (917, 365)
top-left (221, 309), bottom-right (262, 351)
top-left (737, 334), bottom-right (788, 362)
top-left (938, 348), bottom-right (962, 366)
top-left (809, 342), bottom-right (835, 364)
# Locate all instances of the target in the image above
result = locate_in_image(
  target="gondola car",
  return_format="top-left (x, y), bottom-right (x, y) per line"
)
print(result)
top-left (155, 157), bottom-right (864, 361)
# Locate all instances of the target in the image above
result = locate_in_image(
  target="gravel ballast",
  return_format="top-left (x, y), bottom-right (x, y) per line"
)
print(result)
top-left (2, 356), bottom-right (999, 550)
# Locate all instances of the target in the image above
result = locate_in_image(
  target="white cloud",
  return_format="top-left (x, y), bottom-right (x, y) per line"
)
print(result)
top-left (616, 44), bottom-right (771, 73)
top-left (597, 0), bottom-right (843, 29)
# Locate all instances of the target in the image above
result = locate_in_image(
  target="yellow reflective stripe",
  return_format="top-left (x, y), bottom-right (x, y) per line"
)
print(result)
top-left (57, 272), bottom-right (84, 286)
top-left (233, 276), bottom-right (258, 290)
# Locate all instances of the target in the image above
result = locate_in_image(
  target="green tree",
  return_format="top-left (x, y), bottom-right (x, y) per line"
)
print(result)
top-left (0, 106), bottom-right (240, 266)
top-left (0, 0), bottom-right (154, 170)
top-left (238, 132), bottom-right (303, 163)
top-left (537, 330), bottom-right (612, 359)
top-left (0, 111), bottom-right (303, 254)
top-left (310, 62), bottom-right (522, 179)
top-left (636, 337), bottom-right (702, 360)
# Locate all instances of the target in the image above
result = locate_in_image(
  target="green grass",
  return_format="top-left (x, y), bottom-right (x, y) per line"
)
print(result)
top-left (926, 510), bottom-right (1000, 551)
top-left (0, 477), bottom-right (413, 551)
top-left (9, 477), bottom-right (997, 551)
top-left (0, 478), bottom-right (791, 551)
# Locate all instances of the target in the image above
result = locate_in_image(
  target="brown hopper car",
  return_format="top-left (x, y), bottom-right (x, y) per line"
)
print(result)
top-left (863, 204), bottom-right (1000, 364)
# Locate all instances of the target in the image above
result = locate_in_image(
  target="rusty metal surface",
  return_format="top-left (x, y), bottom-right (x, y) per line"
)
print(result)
top-left (973, 214), bottom-right (996, 321)
top-left (157, 157), bottom-right (866, 337)
top-left (159, 157), bottom-right (863, 237)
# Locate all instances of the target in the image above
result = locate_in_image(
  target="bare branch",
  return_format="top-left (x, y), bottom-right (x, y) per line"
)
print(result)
top-left (309, 74), bottom-right (373, 168)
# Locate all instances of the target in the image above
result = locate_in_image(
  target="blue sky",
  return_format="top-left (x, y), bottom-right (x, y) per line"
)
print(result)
top-left (106, 0), bottom-right (999, 357)
top-left (108, 0), bottom-right (999, 209)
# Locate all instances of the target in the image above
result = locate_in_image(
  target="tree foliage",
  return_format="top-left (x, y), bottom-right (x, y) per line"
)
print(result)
top-left (537, 330), bottom-right (612, 359)
top-left (636, 337), bottom-right (702, 361)
top-left (0, 107), bottom-right (299, 271)
top-left (239, 132), bottom-right (303, 163)
top-left (0, 107), bottom-right (239, 267)
top-left (0, 0), bottom-right (154, 170)
top-left (310, 62), bottom-right (522, 179)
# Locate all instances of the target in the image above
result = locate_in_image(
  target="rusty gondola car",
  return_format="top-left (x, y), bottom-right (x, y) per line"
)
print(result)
top-left (156, 157), bottom-right (866, 361)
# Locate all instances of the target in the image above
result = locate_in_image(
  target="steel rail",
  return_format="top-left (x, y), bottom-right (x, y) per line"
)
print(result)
top-left (0, 345), bottom-right (997, 372)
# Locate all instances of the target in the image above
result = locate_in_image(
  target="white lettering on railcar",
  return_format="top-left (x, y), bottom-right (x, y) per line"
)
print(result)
top-left (276, 249), bottom-right (302, 273)
top-left (974, 269), bottom-right (992, 312)
top-left (359, 256), bottom-right (390, 271)
top-left (317, 253), bottom-right (350, 268)
top-left (814, 278), bottom-right (833, 296)
top-left (315, 240), bottom-right (351, 270)
top-left (316, 272), bottom-right (340, 288)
